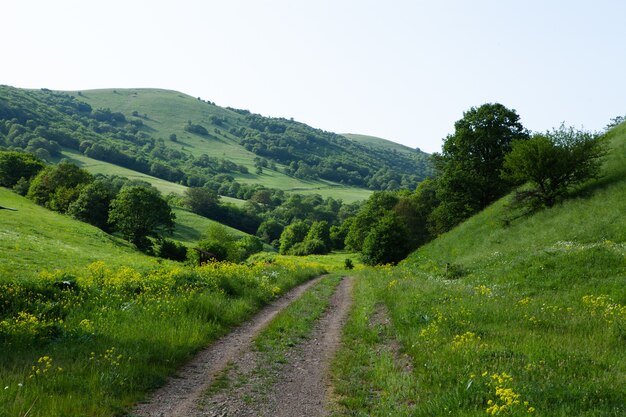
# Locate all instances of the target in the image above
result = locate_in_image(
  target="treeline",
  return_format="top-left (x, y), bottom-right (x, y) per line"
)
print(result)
top-left (235, 113), bottom-right (431, 190)
top-left (341, 103), bottom-right (610, 265)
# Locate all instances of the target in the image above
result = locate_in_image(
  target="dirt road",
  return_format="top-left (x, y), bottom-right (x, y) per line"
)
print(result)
top-left (131, 275), bottom-right (353, 417)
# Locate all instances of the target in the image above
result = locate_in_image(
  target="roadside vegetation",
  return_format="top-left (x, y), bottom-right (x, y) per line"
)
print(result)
top-left (330, 120), bottom-right (626, 416)
top-left (0, 259), bottom-right (324, 417)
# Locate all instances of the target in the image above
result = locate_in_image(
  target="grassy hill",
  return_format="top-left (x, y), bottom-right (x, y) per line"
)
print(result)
top-left (331, 122), bottom-right (626, 416)
top-left (343, 133), bottom-right (424, 154)
top-left (0, 86), bottom-right (433, 204)
top-left (0, 188), bottom-right (162, 280)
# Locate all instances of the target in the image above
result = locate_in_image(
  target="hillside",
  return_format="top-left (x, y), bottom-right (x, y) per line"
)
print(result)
top-left (331, 122), bottom-right (626, 416)
top-left (0, 86), bottom-right (431, 203)
top-left (0, 188), bottom-right (162, 279)
top-left (343, 133), bottom-right (424, 154)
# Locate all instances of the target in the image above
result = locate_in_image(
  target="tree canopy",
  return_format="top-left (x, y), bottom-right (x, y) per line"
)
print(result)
top-left (108, 185), bottom-right (175, 249)
top-left (503, 125), bottom-right (606, 209)
top-left (430, 103), bottom-right (529, 233)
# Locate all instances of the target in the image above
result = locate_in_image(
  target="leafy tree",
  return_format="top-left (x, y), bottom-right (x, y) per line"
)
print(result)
top-left (431, 103), bottom-right (529, 233)
top-left (184, 187), bottom-right (219, 217)
top-left (0, 151), bottom-right (46, 187)
top-left (27, 161), bottom-right (93, 212)
top-left (360, 212), bottom-right (410, 265)
top-left (108, 185), bottom-right (175, 249)
top-left (304, 221), bottom-right (332, 252)
top-left (155, 238), bottom-right (188, 261)
top-left (279, 220), bottom-right (309, 254)
top-left (503, 125), bottom-right (606, 209)
top-left (67, 179), bottom-right (117, 230)
top-left (235, 235), bottom-right (264, 260)
top-left (256, 219), bottom-right (284, 245)
top-left (345, 192), bottom-right (398, 251)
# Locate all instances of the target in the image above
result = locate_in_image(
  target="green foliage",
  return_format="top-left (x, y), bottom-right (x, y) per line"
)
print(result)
top-left (185, 122), bottom-right (209, 135)
top-left (0, 151), bottom-right (46, 187)
top-left (503, 125), bottom-right (607, 209)
top-left (430, 103), bottom-right (529, 233)
top-left (278, 220), bottom-right (310, 254)
top-left (155, 238), bottom-right (188, 261)
top-left (108, 185), bottom-right (175, 249)
top-left (344, 258), bottom-right (354, 270)
top-left (67, 179), bottom-right (117, 231)
top-left (360, 212), bottom-right (409, 265)
top-left (256, 219), bottom-right (284, 245)
top-left (27, 161), bottom-right (93, 213)
top-left (304, 220), bottom-right (332, 252)
top-left (184, 186), bottom-right (219, 217)
top-left (235, 235), bottom-right (264, 260)
top-left (345, 192), bottom-right (399, 251)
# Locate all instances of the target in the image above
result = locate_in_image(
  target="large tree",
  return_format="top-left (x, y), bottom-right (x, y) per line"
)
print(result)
top-left (431, 103), bottom-right (529, 233)
top-left (108, 185), bottom-right (175, 249)
top-left (0, 151), bottom-right (46, 188)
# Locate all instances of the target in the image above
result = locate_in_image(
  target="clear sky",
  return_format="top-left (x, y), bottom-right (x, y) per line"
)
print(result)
top-left (2, 0), bottom-right (625, 153)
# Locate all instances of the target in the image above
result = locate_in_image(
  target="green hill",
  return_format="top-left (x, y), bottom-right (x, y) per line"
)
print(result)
top-left (343, 133), bottom-right (424, 154)
top-left (331, 122), bottom-right (626, 416)
top-left (0, 188), bottom-right (162, 280)
top-left (0, 86), bottom-right (431, 203)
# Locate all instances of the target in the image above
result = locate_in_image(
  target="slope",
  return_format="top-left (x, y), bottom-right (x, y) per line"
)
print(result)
top-left (331, 122), bottom-right (626, 416)
top-left (0, 187), bottom-right (161, 280)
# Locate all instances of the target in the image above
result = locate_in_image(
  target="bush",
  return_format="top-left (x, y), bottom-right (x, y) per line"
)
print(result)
top-left (503, 125), bottom-right (607, 209)
top-left (156, 239), bottom-right (188, 262)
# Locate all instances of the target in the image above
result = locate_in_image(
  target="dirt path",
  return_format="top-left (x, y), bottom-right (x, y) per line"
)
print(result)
top-left (131, 277), bottom-right (352, 417)
top-left (199, 276), bottom-right (354, 417)
top-left (131, 275), bottom-right (328, 417)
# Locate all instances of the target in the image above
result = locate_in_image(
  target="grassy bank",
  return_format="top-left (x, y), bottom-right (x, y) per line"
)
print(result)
top-left (330, 126), bottom-right (625, 416)
top-left (0, 260), bottom-right (325, 417)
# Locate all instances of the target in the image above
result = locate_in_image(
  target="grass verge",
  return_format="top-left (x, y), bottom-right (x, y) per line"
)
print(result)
top-left (0, 260), bottom-right (325, 417)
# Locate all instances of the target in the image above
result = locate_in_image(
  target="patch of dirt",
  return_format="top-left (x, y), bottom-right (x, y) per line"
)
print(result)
top-left (131, 275), bottom-right (327, 417)
top-left (368, 303), bottom-right (414, 374)
top-left (197, 276), bottom-right (355, 417)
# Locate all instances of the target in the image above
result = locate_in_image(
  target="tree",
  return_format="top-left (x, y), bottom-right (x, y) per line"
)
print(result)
top-left (431, 103), bottom-right (529, 233)
top-left (67, 179), bottom-right (117, 231)
top-left (256, 219), bottom-right (284, 245)
top-left (0, 151), bottom-right (46, 187)
top-left (279, 220), bottom-right (309, 254)
top-left (344, 192), bottom-right (398, 251)
top-left (27, 161), bottom-right (93, 212)
top-left (503, 125), bottom-right (606, 209)
top-left (360, 212), bottom-right (410, 265)
top-left (108, 186), bottom-right (175, 250)
top-left (184, 187), bottom-right (219, 217)
top-left (304, 221), bottom-right (332, 253)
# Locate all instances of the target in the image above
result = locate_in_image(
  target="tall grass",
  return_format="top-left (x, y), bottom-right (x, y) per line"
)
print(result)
top-left (0, 260), bottom-right (325, 417)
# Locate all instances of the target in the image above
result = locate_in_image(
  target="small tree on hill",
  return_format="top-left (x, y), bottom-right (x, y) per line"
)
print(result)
top-left (108, 186), bottom-right (175, 250)
top-left (503, 125), bottom-right (607, 210)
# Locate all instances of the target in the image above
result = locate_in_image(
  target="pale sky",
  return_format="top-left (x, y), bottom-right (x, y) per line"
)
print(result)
top-left (2, 0), bottom-right (625, 153)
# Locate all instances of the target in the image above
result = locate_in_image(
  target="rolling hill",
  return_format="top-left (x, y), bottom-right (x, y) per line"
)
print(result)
top-left (0, 86), bottom-right (432, 203)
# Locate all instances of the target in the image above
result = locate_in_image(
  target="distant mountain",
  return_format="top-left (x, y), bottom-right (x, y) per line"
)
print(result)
top-left (0, 86), bottom-right (432, 199)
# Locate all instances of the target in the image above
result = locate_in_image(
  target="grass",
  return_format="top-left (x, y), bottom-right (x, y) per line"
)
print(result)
top-left (0, 259), bottom-right (326, 417)
top-left (70, 88), bottom-right (373, 203)
top-left (330, 125), bottom-right (626, 416)
top-left (0, 188), bottom-right (160, 280)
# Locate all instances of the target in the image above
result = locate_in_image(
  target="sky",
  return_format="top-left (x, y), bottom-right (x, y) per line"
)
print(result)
top-left (2, 0), bottom-right (625, 153)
